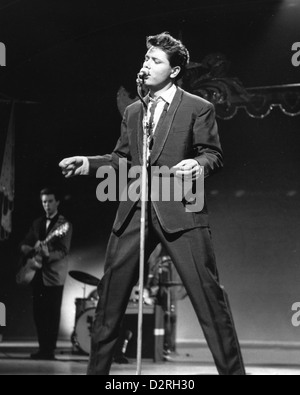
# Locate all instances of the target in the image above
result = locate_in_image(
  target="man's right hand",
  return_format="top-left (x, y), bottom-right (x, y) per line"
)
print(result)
top-left (59, 156), bottom-right (88, 178)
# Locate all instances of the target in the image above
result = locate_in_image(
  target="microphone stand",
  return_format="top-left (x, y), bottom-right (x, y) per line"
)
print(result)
top-left (136, 80), bottom-right (149, 376)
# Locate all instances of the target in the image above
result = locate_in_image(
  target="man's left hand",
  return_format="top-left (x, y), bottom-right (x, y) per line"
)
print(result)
top-left (41, 245), bottom-right (50, 258)
top-left (35, 242), bottom-right (50, 258)
top-left (173, 159), bottom-right (203, 180)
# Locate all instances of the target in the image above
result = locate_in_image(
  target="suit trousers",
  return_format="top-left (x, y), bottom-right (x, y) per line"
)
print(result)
top-left (87, 201), bottom-right (245, 375)
top-left (32, 271), bottom-right (64, 356)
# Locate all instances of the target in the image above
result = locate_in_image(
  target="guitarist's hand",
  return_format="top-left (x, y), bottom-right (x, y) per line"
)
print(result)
top-left (40, 245), bottom-right (50, 258)
top-left (21, 245), bottom-right (33, 256)
top-left (35, 241), bottom-right (50, 258)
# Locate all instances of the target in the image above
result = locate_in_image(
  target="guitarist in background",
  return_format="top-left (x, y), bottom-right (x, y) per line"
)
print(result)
top-left (19, 187), bottom-right (72, 360)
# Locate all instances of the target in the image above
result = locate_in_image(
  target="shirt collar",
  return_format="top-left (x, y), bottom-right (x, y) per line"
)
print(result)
top-left (148, 84), bottom-right (177, 105)
top-left (46, 211), bottom-right (58, 220)
top-left (159, 84), bottom-right (177, 105)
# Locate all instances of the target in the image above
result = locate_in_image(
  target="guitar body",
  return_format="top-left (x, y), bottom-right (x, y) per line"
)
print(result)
top-left (16, 257), bottom-right (42, 286)
top-left (16, 222), bottom-right (70, 286)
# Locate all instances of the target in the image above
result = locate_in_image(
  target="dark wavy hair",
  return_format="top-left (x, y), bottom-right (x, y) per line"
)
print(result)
top-left (40, 187), bottom-right (60, 201)
top-left (146, 32), bottom-right (190, 80)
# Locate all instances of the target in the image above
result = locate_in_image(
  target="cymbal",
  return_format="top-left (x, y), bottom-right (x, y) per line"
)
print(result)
top-left (69, 271), bottom-right (100, 287)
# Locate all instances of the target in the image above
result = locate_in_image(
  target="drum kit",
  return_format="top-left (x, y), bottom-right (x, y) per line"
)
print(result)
top-left (69, 270), bottom-right (100, 355)
top-left (69, 263), bottom-right (186, 356)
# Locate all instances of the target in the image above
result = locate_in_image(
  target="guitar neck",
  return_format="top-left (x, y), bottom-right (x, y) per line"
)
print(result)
top-left (36, 222), bottom-right (69, 252)
top-left (43, 222), bottom-right (69, 246)
top-left (42, 233), bottom-right (54, 245)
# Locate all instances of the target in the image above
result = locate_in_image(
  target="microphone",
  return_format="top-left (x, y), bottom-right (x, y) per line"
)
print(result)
top-left (122, 330), bottom-right (133, 355)
top-left (136, 68), bottom-right (149, 109)
top-left (137, 68), bottom-right (149, 84)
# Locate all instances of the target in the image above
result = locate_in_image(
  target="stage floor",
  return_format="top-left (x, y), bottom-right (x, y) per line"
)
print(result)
top-left (1, 341), bottom-right (300, 375)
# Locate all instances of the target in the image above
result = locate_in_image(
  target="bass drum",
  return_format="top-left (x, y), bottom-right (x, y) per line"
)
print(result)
top-left (72, 308), bottom-right (96, 355)
top-left (75, 298), bottom-right (97, 321)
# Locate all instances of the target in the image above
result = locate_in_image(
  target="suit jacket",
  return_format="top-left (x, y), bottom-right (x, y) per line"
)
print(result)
top-left (21, 214), bottom-right (72, 286)
top-left (89, 87), bottom-right (223, 234)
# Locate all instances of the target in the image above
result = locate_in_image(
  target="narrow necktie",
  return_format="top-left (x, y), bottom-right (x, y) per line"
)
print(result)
top-left (148, 99), bottom-right (158, 137)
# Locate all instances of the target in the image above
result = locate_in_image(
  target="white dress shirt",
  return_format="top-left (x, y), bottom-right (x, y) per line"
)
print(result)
top-left (46, 211), bottom-right (58, 231)
top-left (145, 84), bottom-right (177, 135)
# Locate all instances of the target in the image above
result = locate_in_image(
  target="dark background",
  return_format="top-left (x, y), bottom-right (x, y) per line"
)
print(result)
top-left (0, 0), bottom-right (299, 343)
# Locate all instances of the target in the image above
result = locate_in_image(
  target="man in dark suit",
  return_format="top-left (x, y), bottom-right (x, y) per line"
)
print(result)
top-left (20, 187), bottom-right (72, 360)
top-left (59, 32), bottom-right (245, 375)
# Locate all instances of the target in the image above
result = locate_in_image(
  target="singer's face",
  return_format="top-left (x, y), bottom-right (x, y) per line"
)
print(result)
top-left (142, 47), bottom-right (175, 90)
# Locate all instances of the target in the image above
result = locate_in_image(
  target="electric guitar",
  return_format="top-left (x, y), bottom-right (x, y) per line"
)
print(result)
top-left (16, 222), bottom-right (70, 286)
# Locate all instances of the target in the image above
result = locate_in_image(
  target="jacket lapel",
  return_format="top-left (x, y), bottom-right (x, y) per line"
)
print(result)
top-left (150, 88), bottom-right (183, 165)
top-left (136, 88), bottom-right (183, 165)
top-left (45, 214), bottom-right (59, 237)
top-left (39, 218), bottom-right (47, 241)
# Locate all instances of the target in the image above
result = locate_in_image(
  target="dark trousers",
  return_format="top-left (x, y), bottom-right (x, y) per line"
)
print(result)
top-left (87, 202), bottom-right (245, 375)
top-left (32, 272), bottom-right (64, 355)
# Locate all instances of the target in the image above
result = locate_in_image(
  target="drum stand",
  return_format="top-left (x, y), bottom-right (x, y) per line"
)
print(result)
top-left (158, 257), bottom-right (181, 356)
